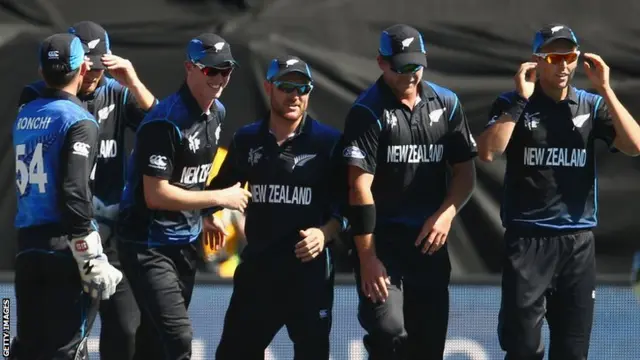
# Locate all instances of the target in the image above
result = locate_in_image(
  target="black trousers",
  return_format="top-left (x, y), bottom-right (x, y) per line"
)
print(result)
top-left (98, 221), bottom-right (140, 360)
top-left (216, 248), bottom-right (335, 360)
top-left (12, 251), bottom-right (99, 360)
top-left (498, 228), bottom-right (596, 360)
top-left (118, 240), bottom-right (198, 360)
top-left (353, 226), bottom-right (451, 360)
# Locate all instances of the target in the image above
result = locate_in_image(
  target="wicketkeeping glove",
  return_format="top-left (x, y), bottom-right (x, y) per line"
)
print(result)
top-left (68, 231), bottom-right (123, 300)
top-left (631, 251), bottom-right (640, 302)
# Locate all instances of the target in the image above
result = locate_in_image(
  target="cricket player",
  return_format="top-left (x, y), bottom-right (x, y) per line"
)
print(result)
top-left (343, 24), bottom-right (477, 359)
top-left (213, 55), bottom-right (345, 360)
top-left (116, 33), bottom-right (251, 360)
top-left (476, 24), bottom-right (640, 359)
top-left (17, 20), bottom-right (155, 360)
top-left (11, 33), bottom-right (122, 360)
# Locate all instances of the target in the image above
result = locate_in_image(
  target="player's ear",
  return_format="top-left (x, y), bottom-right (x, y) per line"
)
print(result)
top-left (376, 55), bottom-right (386, 71)
top-left (263, 80), bottom-right (272, 95)
top-left (79, 61), bottom-right (89, 76)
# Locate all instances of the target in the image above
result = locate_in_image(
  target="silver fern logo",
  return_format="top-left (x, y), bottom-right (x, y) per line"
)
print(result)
top-left (292, 154), bottom-right (316, 170)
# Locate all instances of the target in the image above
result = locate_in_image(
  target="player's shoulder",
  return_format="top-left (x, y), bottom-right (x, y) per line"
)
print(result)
top-left (572, 87), bottom-right (604, 110)
top-left (308, 117), bottom-right (341, 142)
top-left (234, 120), bottom-right (262, 139)
top-left (424, 81), bottom-right (459, 103)
top-left (143, 92), bottom-right (182, 123)
top-left (349, 82), bottom-right (386, 122)
top-left (491, 90), bottom-right (520, 105)
top-left (23, 80), bottom-right (46, 95)
top-left (215, 99), bottom-right (226, 120)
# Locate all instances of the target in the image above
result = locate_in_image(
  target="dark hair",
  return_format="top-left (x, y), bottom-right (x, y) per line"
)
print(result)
top-left (41, 63), bottom-right (80, 88)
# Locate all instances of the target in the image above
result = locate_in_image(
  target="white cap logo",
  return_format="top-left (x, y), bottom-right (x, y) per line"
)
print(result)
top-left (87, 38), bottom-right (100, 49)
top-left (551, 26), bottom-right (564, 34)
top-left (401, 37), bottom-right (414, 50)
top-left (285, 59), bottom-right (299, 67)
top-left (214, 42), bottom-right (225, 52)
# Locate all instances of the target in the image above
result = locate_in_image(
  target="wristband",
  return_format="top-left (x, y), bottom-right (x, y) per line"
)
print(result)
top-left (348, 204), bottom-right (376, 235)
top-left (506, 94), bottom-right (529, 122)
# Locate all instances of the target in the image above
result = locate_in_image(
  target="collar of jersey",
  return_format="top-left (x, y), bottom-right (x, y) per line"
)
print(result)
top-left (40, 88), bottom-right (84, 108)
top-left (532, 81), bottom-right (578, 104)
top-left (376, 76), bottom-right (430, 109)
top-left (259, 111), bottom-right (312, 141)
top-left (178, 82), bottom-right (217, 120)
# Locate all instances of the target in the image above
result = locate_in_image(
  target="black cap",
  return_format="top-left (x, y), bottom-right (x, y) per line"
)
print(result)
top-left (532, 24), bottom-right (579, 53)
top-left (187, 33), bottom-right (238, 68)
top-left (68, 21), bottom-right (110, 70)
top-left (379, 24), bottom-right (427, 70)
top-left (265, 56), bottom-right (312, 82)
top-left (40, 33), bottom-right (87, 73)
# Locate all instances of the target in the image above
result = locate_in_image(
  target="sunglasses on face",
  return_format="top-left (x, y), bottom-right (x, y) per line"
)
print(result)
top-left (192, 61), bottom-right (234, 77)
top-left (534, 51), bottom-right (580, 64)
top-left (272, 81), bottom-right (313, 95)
top-left (393, 64), bottom-right (423, 74)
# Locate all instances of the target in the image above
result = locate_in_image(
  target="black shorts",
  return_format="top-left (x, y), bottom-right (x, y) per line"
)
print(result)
top-left (498, 228), bottom-right (596, 360)
top-left (12, 250), bottom-right (99, 360)
top-left (216, 248), bottom-right (335, 360)
top-left (118, 240), bottom-right (198, 360)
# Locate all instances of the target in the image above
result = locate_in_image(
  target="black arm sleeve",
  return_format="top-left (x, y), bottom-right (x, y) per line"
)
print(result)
top-left (593, 99), bottom-right (617, 149)
top-left (342, 105), bottom-right (382, 174)
top-left (447, 98), bottom-right (478, 164)
top-left (124, 88), bottom-right (154, 131)
top-left (17, 86), bottom-right (40, 111)
top-left (135, 122), bottom-right (179, 180)
top-left (60, 120), bottom-right (99, 238)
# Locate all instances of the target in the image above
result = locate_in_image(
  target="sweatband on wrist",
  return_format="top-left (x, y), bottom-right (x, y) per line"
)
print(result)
top-left (506, 95), bottom-right (528, 122)
top-left (348, 204), bottom-right (376, 235)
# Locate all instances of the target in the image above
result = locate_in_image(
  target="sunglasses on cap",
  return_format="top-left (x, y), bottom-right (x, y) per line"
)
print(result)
top-left (192, 61), bottom-right (234, 77)
top-left (272, 81), bottom-right (313, 95)
top-left (534, 51), bottom-right (580, 65)
top-left (392, 64), bottom-right (423, 74)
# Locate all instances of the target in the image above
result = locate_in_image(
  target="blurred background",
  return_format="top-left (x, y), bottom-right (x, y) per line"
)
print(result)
top-left (1, 0), bottom-right (639, 358)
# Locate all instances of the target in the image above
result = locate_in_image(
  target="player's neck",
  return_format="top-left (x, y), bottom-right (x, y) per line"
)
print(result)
top-left (269, 113), bottom-right (301, 145)
top-left (539, 80), bottom-right (569, 102)
top-left (187, 81), bottom-right (215, 114)
top-left (58, 84), bottom-right (80, 98)
top-left (393, 86), bottom-right (420, 110)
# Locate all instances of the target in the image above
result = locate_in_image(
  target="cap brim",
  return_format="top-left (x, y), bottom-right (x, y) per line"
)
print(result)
top-left (537, 36), bottom-right (578, 52)
top-left (390, 52), bottom-right (427, 70)
top-left (270, 69), bottom-right (312, 81)
top-left (86, 54), bottom-right (106, 70)
top-left (197, 52), bottom-right (238, 68)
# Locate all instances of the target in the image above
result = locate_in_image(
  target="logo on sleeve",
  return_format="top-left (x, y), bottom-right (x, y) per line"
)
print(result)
top-left (148, 155), bottom-right (167, 170)
top-left (72, 142), bottom-right (91, 157)
top-left (343, 146), bottom-right (366, 159)
top-left (384, 110), bottom-right (397, 128)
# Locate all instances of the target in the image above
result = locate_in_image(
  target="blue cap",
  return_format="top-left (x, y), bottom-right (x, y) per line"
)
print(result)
top-left (379, 24), bottom-right (427, 69)
top-left (39, 33), bottom-right (87, 73)
top-left (266, 56), bottom-right (312, 82)
top-left (68, 21), bottom-right (111, 70)
top-left (532, 24), bottom-right (579, 53)
top-left (187, 33), bottom-right (238, 68)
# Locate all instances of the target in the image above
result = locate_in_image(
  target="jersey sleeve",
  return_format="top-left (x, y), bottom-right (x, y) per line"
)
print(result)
top-left (135, 122), bottom-right (179, 179)
top-left (17, 86), bottom-right (40, 111)
top-left (328, 135), bottom-right (349, 230)
top-left (592, 98), bottom-right (616, 148)
top-left (485, 95), bottom-right (512, 129)
top-left (60, 119), bottom-right (99, 238)
top-left (342, 104), bottom-right (381, 174)
top-left (123, 87), bottom-right (155, 130)
top-left (446, 96), bottom-right (478, 164)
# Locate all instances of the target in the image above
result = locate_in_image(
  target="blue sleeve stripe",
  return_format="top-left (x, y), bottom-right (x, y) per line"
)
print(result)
top-left (353, 103), bottom-right (382, 130)
top-left (498, 94), bottom-right (512, 103)
top-left (123, 88), bottom-right (129, 106)
top-left (449, 95), bottom-right (459, 122)
top-left (593, 96), bottom-right (602, 119)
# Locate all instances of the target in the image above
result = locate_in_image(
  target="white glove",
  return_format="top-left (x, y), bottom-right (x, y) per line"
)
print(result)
top-left (632, 252), bottom-right (640, 302)
top-left (68, 231), bottom-right (123, 300)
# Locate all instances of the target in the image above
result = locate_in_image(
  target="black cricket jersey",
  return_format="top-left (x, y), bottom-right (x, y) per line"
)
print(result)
top-left (209, 114), bottom-right (345, 259)
top-left (487, 84), bottom-right (616, 230)
top-left (343, 77), bottom-right (477, 228)
top-left (19, 78), bottom-right (150, 246)
top-left (118, 83), bottom-right (225, 246)
top-left (13, 89), bottom-right (99, 251)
